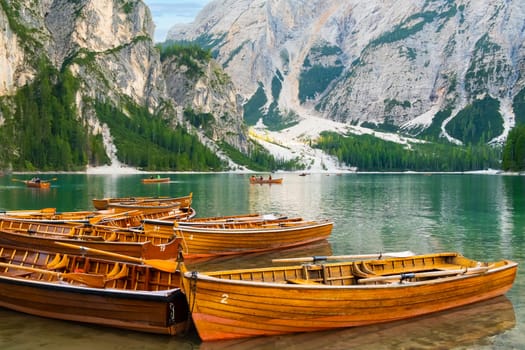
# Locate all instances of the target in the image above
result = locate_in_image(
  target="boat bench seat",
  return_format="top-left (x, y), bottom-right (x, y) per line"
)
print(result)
top-left (286, 278), bottom-right (320, 285)
top-left (434, 264), bottom-right (462, 271)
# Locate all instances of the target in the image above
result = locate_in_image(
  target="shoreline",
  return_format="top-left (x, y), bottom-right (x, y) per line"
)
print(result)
top-left (5, 168), bottom-right (524, 176)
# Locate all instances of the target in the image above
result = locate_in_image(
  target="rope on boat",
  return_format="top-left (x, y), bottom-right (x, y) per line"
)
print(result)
top-left (183, 270), bottom-right (199, 334)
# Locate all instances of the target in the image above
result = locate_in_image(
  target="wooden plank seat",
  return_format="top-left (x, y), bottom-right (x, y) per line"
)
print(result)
top-left (286, 278), bottom-right (320, 285)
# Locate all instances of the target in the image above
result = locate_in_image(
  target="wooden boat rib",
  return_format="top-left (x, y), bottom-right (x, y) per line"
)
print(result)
top-left (0, 244), bottom-right (188, 335)
top-left (180, 252), bottom-right (517, 341)
top-left (174, 220), bottom-right (333, 258)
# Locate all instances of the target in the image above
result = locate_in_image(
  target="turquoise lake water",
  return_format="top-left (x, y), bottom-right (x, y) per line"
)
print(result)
top-left (0, 173), bottom-right (523, 349)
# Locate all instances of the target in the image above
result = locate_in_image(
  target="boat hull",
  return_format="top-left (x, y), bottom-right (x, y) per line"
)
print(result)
top-left (175, 221), bottom-right (333, 258)
top-left (0, 276), bottom-right (188, 335)
top-left (0, 244), bottom-right (189, 335)
top-left (0, 228), bottom-right (181, 260)
top-left (25, 181), bottom-right (51, 189)
top-left (141, 178), bottom-right (170, 184)
top-left (181, 253), bottom-right (517, 341)
top-left (249, 178), bottom-right (283, 184)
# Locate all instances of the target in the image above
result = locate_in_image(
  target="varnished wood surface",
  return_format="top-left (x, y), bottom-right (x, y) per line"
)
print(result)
top-left (181, 252), bottom-right (517, 341)
top-left (0, 243), bottom-right (189, 335)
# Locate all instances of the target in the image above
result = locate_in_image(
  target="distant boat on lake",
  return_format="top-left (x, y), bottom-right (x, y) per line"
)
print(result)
top-left (141, 177), bottom-right (170, 184)
top-left (249, 176), bottom-right (283, 184)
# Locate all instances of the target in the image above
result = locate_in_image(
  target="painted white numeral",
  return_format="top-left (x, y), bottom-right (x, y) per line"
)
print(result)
top-left (221, 294), bottom-right (229, 304)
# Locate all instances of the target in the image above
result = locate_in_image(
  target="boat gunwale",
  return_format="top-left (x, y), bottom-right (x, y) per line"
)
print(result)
top-left (182, 258), bottom-right (517, 290)
top-left (0, 272), bottom-right (182, 299)
top-left (175, 220), bottom-right (334, 234)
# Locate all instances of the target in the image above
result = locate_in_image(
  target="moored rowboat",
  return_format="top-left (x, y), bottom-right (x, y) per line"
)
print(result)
top-left (180, 252), bottom-right (517, 341)
top-left (0, 227), bottom-right (182, 260)
top-left (0, 243), bottom-right (188, 335)
top-left (0, 217), bottom-right (183, 259)
top-left (96, 193), bottom-right (193, 212)
top-left (143, 218), bottom-right (333, 259)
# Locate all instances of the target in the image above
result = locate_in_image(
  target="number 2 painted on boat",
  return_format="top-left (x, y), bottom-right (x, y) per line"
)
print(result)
top-left (221, 294), bottom-right (229, 304)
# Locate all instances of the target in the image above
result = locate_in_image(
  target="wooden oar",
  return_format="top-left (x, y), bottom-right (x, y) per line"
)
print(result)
top-left (87, 210), bottom-right (139, 225)
top-left (11, 178), bottom-right (26, 183)
top-left (54, 241), bottom-right (178, 273)
top-left (272, 251), bottom-right (416, 263)
top-left (357, 266), bottom-right (490, 284)
top-left (0, 262), bottom-right (106, 288)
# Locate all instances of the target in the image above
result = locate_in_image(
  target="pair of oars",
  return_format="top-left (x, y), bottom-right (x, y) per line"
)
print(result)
top-left (11, 178), bottom-right (57, 183)
top-left (357, 265), bottom-right (491, 284)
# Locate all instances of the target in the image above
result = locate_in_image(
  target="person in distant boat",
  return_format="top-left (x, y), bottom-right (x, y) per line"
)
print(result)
top-left (268, 175), bottom-right (272, 181)
top-left (31, 177), bottom-right (41, 183)
top-left (260, 176), bottom-right (263, 181)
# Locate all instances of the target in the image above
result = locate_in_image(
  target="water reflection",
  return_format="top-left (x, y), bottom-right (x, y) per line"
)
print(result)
top-left (0, 173), bottom-right (523, 349)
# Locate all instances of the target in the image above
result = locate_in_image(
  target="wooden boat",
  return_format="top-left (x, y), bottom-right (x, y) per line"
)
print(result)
top-left (93, 196), bottom-right (171, 210)
top-left (12, 178), bottom-right (54, 189)
top-left (0, 206), bottom-right (194, 228)
top-left (93, 193), bottom-right (193, 211)
top-left (0, 216), bottom-right (185, 258)
top-left (142, 215), bottom-right (307, 237)
top-left (172, 219), bottom-right (333, 258)
top-left (0, 227), bottom-right (182, 260)
top-left (249, 176), bottom-right (283, 184)
top-left (25, 179), bottom-right (51, 188)
top-left (141, 177), bottom-right (170, 184)
top-left (179, 252), bottom-right (517, 341)
top-left (0, 243), bottom-right (189, 335)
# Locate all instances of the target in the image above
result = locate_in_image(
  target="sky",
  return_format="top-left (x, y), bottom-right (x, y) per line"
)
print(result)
top-left (143, 0), bottom-right (211, 42)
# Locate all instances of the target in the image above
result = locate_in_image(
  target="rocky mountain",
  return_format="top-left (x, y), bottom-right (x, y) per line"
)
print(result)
top-left (168, 0), bottom-right (525, 146)
top-left (0, 0), bottom-right (247, 171)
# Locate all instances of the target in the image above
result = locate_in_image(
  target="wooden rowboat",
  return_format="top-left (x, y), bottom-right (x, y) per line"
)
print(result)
top-left (141, 177), bottom-right (170, 184)
top-left (142, 215), bottom-right (307, 237)
top-left (0, 206), bottom-right (194, 228)
top-left (0, 243), bottom-right (188, 335)
top-left (179, 252), bottom-right (517, 341)
top-left (11, 178), bottom-right (55, 189)
top-left (0, 227), bottom-right (182, 260)
top-left (0, 217), bottom-right (183, 259)
top-left (249, 177), bottom-right (283, 184)
top-left (172, 219), bottom-right (333, 259)
top-left (25, 180), bottom-right (51, 188)
top-left (92, 193), bottom-right (192, 210)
